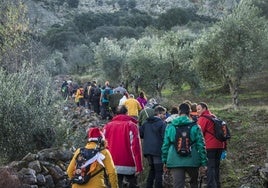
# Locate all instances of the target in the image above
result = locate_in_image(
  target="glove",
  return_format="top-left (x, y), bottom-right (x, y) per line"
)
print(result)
top-left (221, 150), bottom-right (227, 160)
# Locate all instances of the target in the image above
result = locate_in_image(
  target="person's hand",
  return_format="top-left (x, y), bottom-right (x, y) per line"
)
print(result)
top-left (163, 163), bottom-right (168, 172)
top-left (135, 172), bottom-right (140, 176)
top-left (199, 166), bottom-right (207, 176)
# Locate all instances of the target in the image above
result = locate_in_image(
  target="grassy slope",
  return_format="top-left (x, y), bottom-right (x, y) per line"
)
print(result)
top-left (162, 71), bottom-right (268, 187)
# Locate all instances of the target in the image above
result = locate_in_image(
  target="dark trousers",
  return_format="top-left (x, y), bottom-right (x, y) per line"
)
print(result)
top-left (206, 149), bottom-right (223, 188)
top-left (92, 100), bottom-right (100, 114)
top-left (170, 167), bottom-right (199, 188)
top-left (118, 174), bottom-right (139, 188)
top-left (146, 155), bottom-right (163, 188)
top-left (100, 102), bottom-right (110, 119)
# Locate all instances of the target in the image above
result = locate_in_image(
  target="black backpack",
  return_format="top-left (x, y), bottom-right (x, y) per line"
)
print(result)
top-left (203, 115), bottom-right (231, 142)
top-left (93, 87), bottom-right (101, 97)
top-left (71, 147), bottom-right (104, 185)
top-left (174, 122), bottom-right (196, 157)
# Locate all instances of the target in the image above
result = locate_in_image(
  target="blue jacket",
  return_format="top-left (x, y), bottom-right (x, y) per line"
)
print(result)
top-left (162, 115), bottom-right (207, 167)
top-left (140, 116), bottom-right (166, 157)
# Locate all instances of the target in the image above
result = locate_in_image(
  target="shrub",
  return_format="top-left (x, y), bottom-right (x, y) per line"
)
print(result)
top-left (0, 66), bottom-right (62, 162)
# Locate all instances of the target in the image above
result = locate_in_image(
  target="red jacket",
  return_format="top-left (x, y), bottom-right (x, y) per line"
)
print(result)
top-left (197, 110), bottom-right (225, 149)
top-left (103, 114), bottom-right (143, 174)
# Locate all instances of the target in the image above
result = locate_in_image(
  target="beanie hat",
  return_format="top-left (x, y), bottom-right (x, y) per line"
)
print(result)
top-left (87, 127), bottom-right (104, 142)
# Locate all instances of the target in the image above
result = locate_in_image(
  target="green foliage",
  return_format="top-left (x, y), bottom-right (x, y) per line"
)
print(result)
top-left (43, 50), bottom-right (68, 76)
top-left (0, 67), bottom-right (62, 161)
top-left (67, 0), bottom-right (79, 8)
top-left (0, 0), bottom-right (29, 72)
top-left (89, 26), bottom-right (143, 43)
top-left (193, 0), bottom-right (268, 107)
top-left (66, 44), bottom-right (95, 74)
top-left (42, 24), bottom-right (82, 50)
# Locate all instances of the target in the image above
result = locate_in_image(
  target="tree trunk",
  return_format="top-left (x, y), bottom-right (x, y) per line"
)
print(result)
top-left (229, 81), bottom-right (239, 110)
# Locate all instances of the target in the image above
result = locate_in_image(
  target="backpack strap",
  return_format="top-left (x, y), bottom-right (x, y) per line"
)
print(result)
top-left (201, 115), bottom-right (216, 137)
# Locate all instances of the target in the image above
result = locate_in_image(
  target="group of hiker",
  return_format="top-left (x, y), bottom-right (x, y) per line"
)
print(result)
top-left (63, 80), bottom-right (228, 188)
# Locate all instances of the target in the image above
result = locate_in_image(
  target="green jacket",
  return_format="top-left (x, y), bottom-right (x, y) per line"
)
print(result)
top-left (161, 115), bottom-right (207, 168)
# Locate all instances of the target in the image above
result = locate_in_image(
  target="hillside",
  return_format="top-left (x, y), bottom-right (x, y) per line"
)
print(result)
top-left (24, 0), bottom-right (239, 34)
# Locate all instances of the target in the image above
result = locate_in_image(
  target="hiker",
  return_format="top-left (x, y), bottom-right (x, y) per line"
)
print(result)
top-left (161, 103), bottom-right (208, 188)
top-left (61, 80), bottom-right (69, 99)
top-left (119, 92), bottom-right (129, 106)
top-left (75, 85), bottom-right (85, 107)
top-left (113, 83), bottom-right (127, 95)
top-left (139, 106), bottom-right (167, 188)
top-left (108, 90), bottom-right (123, 116)
top-left (165, 106), bottom-right (179, 125)
top-left (103, 105), bottom-right (143, 188)
top-left (197, 102), bottom-right (226, 188)
top-left (138, 98), bottom-right (159, 126)
top-left (123, 94), bottom-right (142, 119)
top-left (89, 81), bottom-right (101, 115)
top-left (136, 91), bottom-right (147, 109)
top-left (83, 81), bottom-right (91, 109)
top-left (99, 81), bottom-right (113, 119)
top-left (67, 127), bottom-right (118, 188)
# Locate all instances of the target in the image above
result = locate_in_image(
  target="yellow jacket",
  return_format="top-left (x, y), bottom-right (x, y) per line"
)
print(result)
top-left (123, 98), bottom-right (142, 117)
top-left (67, 142), bottom-right (118, 188)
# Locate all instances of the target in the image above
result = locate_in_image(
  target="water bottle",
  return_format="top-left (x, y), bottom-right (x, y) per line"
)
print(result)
top-left (221, 150), bottom-right (227, 160)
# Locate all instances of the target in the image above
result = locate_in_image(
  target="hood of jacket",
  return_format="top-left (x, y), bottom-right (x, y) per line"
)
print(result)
top-left (146, 116), bottom-right (162, 124)
top-left (170, 115), bottom-right (192, 127)
top-left (112, 114), bottom-right (138, 124)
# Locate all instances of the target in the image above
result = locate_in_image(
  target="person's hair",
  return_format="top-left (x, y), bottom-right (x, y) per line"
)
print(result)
top-left (116, 105), bottom-right (128, 115)
top-left (154, 106), bottom-right (166, 115)
top-left (170, 106), bottom-right (179, 114)
top-left (191, 103), bottom-right (197, 112)
top-left (183, 100), bottom-right (192, 106)
top-left (179, 103), bottom-right (190, 115)
top-left (198, 102), bottom-right (208, 110)
top-left (139, 91), bottom-right (146, 99)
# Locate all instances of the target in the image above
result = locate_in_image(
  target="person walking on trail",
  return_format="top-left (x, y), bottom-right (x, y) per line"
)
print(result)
top-left (136, 91), bottom-right (147, 109)
top-left (99, 81), bottom-right (113, 119)
top-left (197, 102), bottom-right (225, 188)
top-left (138, 98), bottom-right (159, 126)
top-left (161, 103), bottom-right (207, 188)
top-left (75, 85), bottom-right (85, 107)
top-left (103, 105), bottom-right (143, 188)
top-left (123, 94), bottom-right (142, 119)
top-left (89, 81), bottom-right (101, 115)
top-left (67, 127), bottom-right (118, 188)
top-left (108, 90), bottom-right (123, 116)
top-left (139, 106), bottom-right (167, 188)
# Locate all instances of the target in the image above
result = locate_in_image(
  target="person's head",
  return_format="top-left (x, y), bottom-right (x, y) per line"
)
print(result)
top-left (196, 102), bottom-right (208, 115)
top-left (129, 94), bottom-right (134, 98)
top-left (87, 127), bottom-right (105, 143)
top-left (139, 91), bottom-right (145, 98)
top-left (147, 98), bottom-right (158, 108)
top-left (105, 81), bottom-right (109, 86)
top-left (116, 105), bottom-right (128, 115)
top-left (191, 103), bottom-right (197, 112)
top-left (178, 103), bottom-right (190, 116)
top-left (154, 106), bottom-right (166, 119)
top-left (183, 100), bottom-right (192, 107)
top-left (170, 106), bottom-right (179, 115)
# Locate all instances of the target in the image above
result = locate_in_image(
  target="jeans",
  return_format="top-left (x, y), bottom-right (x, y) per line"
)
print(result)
top-left (170, 167), bottom-right (199, 188)
top-left (145, 155), bottom-right (163, 188)
top-left (206, 149), bottom-right (223, 188)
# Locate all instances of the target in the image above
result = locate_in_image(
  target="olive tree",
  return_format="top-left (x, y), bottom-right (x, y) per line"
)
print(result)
top-left (193, 0), bottom-right (268, 109)
top-left (0, 0), bottom-right (29, 72)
